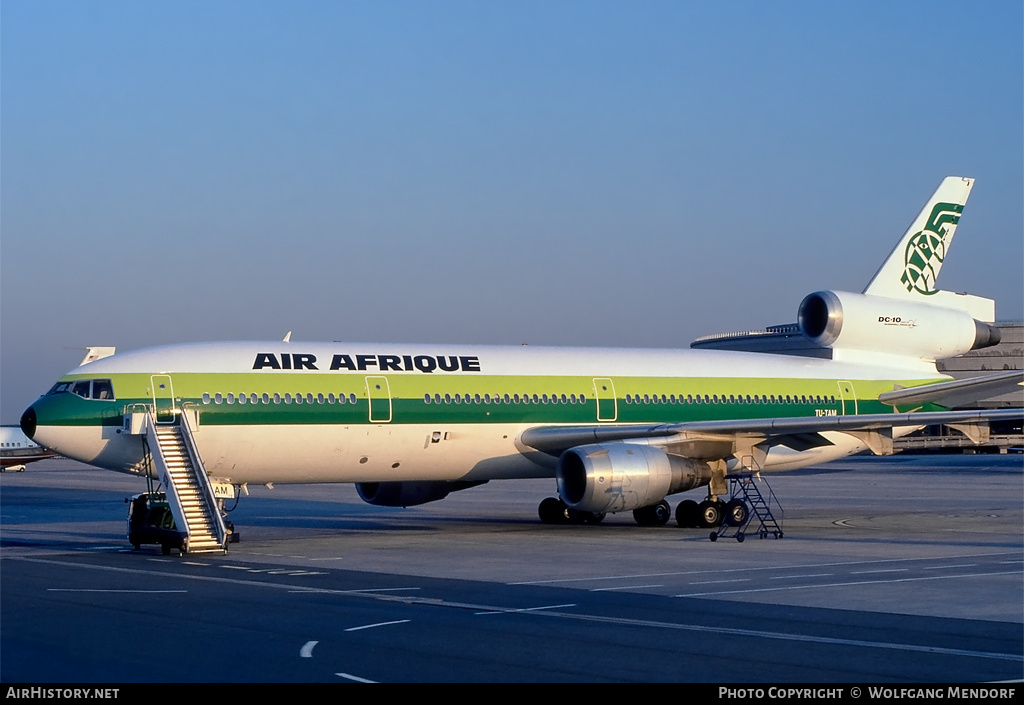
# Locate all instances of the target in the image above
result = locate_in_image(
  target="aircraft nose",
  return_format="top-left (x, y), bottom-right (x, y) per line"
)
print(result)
top-left (20, 406), bottom-right (37, 439)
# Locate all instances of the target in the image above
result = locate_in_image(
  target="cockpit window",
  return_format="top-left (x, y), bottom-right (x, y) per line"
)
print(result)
top-left (92, 379), bottom-right (114, 400)
top-left (46, 381), bottom-right (74, 396)
top-left (47, 379), bottom-right (115, 400)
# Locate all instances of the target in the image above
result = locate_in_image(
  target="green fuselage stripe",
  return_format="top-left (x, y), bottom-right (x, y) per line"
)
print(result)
top-left (43, 371), bottom-right (942, 427)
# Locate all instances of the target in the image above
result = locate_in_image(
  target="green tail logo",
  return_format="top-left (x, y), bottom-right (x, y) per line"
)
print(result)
top-left (900, 201), bottom-right (963, 295)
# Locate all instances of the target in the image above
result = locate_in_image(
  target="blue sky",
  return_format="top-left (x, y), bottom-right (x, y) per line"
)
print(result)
top-left (2, 0), bottom-right (1021, 422)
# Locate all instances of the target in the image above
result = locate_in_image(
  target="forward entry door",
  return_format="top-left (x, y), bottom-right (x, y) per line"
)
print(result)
top-left (151, 375), bottom-right (176, 424)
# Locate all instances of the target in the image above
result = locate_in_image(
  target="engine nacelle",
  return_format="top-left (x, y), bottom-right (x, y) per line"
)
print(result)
top-left (355, 480), bottom-right (486, 507)
top-left (556, 444), bottom-right (712, 514)
top-left (797, 290), bottom-right (1000, 361)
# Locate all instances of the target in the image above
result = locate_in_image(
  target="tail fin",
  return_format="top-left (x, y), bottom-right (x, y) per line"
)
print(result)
top-left (863, 176), bottom-right (993, 321)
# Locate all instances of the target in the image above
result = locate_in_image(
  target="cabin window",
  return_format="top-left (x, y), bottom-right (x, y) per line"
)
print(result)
top-left (444, 393), bottom-right (452, 404)
top-left (317, 393), bottom-right (325, 404)
top-left (424, 394), bottom-right (431, 404)
top-left (262, 393), bottom-right (270, 404)
top-left (226, 393), bottom-right (235, 404)
top-left (284, 393), bottom-right (292, 404)
top-left (475, 394), bottom-right (482, 404)
top-left (294, 393), bottom-right (303, 405)
top-left (238, 394), bottom-right (246, 405)
top-left (484, 394), bottom-right (491, 404)
top-left (202, 393), bottom-right (211, 404)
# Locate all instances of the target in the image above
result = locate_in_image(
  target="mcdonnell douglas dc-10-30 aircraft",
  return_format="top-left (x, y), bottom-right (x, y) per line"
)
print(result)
top-left (20, 177), bottom-right (1023, 552)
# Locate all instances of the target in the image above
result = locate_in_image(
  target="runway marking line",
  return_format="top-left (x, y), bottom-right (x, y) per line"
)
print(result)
top-left (676, 570), bottom-right (1023, 599)
top-left (336, 672), bottom-right (377, 683)
top-left (345, 619), bottom-right (411, 632)
top-left (475, 603), bottom-right (576, 615)
top-left (47, 588), bottom-right (187, 593)
top-left (850, 568), bottom-right (909, 574)
top-left (510, 551), bottom-right (1020, 586)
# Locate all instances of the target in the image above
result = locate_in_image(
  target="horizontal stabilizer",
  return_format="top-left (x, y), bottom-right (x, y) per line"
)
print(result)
top-left (878, 370), bottom-right (1023, 409)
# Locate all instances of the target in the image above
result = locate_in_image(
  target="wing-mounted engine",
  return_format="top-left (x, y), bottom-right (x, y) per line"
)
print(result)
top-left (556, 444), bottom-right (712, 514)
top-left (797, 290), bottom-right (1000, 362)
top-left (356, 480), bottom-right (487, 508)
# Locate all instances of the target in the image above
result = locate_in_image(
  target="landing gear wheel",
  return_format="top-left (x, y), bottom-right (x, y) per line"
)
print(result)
top-left (698, 500), bottom-right (723, 528)
top-left (538, 497), bottom-right (566, 524)
top-left (675, 500), bottom-right (699, 528)
top-left (582, 512), bottom-right (606, 524)
top-left (633, 500), bottom-right (671, 526)
top-left (724, 499), bottom-right (749, 527)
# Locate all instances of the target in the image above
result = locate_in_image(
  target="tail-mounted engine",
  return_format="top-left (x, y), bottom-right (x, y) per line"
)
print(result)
top-left (798, 290), bottom-right (1000, 361)
top-left (556, 444), bottom-right (712, 515)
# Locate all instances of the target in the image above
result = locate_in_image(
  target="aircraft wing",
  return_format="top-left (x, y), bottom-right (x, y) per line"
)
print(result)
top-left (878, 370), bottom-right (1023, 410)
top-left (520, 407), bottom-right (1024, 458)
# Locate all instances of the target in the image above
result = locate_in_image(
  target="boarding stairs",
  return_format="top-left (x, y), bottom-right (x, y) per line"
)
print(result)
top-left (710, 473), bottom-right (784, 542)
top-left (141, 410), bottom-right (228, 553)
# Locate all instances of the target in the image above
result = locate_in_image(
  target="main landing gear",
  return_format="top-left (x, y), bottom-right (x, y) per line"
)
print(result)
top-left (535, 497), bottom-right (686, 527)
top-left (674, 498), bottom-right (749, 529)
top-left (537, 475), bottom-right (783, 538)
top-left (538, 497), bottom-right (606, 525)
top-left (538, 497), bottom-right (673, 526)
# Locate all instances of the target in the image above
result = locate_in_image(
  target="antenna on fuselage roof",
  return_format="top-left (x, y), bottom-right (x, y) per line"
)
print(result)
top-left (75, 346), bottom-right (116, 366)
top-left (283, 331), bottom-right (292, 342)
